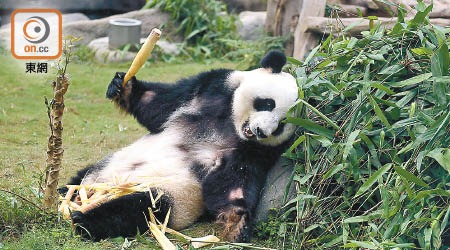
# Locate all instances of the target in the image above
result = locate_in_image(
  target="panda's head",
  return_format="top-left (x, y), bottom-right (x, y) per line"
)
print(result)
top-left (228, 51), bottom-right (298, 146)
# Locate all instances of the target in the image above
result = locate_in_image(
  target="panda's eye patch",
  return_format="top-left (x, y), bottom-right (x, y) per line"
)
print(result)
top-left (253, 98), bottom-right (275, 112)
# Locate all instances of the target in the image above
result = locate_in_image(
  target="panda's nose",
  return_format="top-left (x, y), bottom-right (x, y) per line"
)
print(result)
top-left (256, 127), bottom-right (267, 138)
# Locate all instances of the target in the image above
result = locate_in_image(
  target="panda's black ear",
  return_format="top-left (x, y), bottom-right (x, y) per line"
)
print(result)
top-left (260, 50), bottom-right (286, 74)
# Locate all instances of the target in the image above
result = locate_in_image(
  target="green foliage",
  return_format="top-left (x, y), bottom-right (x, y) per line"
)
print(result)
top-left (143, 0), bottom-right (238, 60)
top-left (55, 36), bottom-right (82, 75)
top-left (254, 209), bottom-right (284, 240)
top-left (221, 35), bottom-right (290, 69)
top-left (72, 45), bottom-right (95, 64)
top-left (283, 1), bottom-right (450, 249)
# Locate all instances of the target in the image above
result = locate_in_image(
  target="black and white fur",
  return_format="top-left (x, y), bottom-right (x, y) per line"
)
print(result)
top-left (64, 51), bottom-right (298, 242)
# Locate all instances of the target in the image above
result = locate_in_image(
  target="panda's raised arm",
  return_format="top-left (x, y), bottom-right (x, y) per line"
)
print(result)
top-left (106, 72), bottom-right (194, 133)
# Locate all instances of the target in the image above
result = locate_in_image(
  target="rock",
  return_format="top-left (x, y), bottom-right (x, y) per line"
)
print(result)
top-left (0, 29), bottom-right (11, 49)
top-left (63, 13), bottom-right (90, 23)
top-left (155, 39), bottom-right (180, 55)
top-left (88, 36), bottom-right (179, 64)
top-left (63, 8), bottom-right (171, 45)
top-left (88, 37), bottom-right (136, 64)
top-left (237, 11), bottom-right (266, 40)
top-left (255, 158), bottom-right (295, 223)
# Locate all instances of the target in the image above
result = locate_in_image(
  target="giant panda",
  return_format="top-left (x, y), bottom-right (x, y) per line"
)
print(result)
top-left (64, 51), bottom-right (298, 243)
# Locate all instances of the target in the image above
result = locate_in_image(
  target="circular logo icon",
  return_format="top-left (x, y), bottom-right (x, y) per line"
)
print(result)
top-left (23, 16), bottom-right (50, 44)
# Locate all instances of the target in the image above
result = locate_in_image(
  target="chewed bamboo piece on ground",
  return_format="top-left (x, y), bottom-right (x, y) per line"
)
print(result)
top-left (58, 177), bottom-right (220, 249)
top-left (122, 28), bottom-right (161, 87)
top-left (147, 208), bottom-right (221, 249)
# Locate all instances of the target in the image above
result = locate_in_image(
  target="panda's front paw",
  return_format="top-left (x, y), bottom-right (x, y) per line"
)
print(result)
top-left (217, 206), bottom-right (251, 242)
top-left (106, 72), bottom-right (125, 100)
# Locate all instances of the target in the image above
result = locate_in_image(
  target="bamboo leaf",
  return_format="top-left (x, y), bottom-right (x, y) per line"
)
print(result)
top-left (342, 241), bottom-right (377, 249)
top-left (297, 99), bottom-right (339, 130)
top-left (343, 130), bottom-right (360, 161)
top-left (323, 81), bottom-right (339, 93)
top-left (368, 94), bottom-right (392, 129)
top-left (370, 83), bottom-right (394, 94)
top-left (343, 211), bottom-right (382, 223)
top-left (408, 3), bottom-right (433, 28)
top-left (389, 73), bottom-right (432, 88)
top-left (431, 42), bottom-right (449, 77)
top-left (416, 189), bottom-right (450, 200)
top-left (411, 47), bottom-right (433, 56)
top-left (304, 45), bottom-right (319, 65)
top-left (323, 163), bottom-right (348, 180)
top-left (359, 133), bottom-right (382, 168)
top-left (304, 224), bottom-right (320, 233)
top-left (393, 165), bottom-right (429, 188)
top-left (356, 163), bottom-right (392, 196)
top-left (441, 205), bottom-right (450, 234)
top-left (287, 56), bottom-right (303, 66)
top-left (426, 148), bottom-right (450, 173)
top-left (311, 135), bottom-right (332, 147)
top-left (424, 228), bottom-right (432, 250)
top-left (425, 111), bottom-right (450, 150)
top-left (285, 118), bottom-right (335, 139)
top-left (343, 19), bottom-right (364, 32)
top-left (433, 78), bottom-right (447, 108)
top-left (287, 135), bottom-right (306, 153)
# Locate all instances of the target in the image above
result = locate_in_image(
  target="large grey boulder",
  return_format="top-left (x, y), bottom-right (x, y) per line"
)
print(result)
top-left (237, 11), bottom-right (266, 40)
top-left (63, 9), bottom-right (170, 45)
top-left (255, 158), bottom-right (295, 223)
top-left (88, 37), bottom-right (136, 64)
top-left (88, 36), bottom-right (179, 64)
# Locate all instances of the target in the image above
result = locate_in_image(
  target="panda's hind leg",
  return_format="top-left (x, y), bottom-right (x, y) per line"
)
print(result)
top-left (71, 188), bottom-right (172, 241)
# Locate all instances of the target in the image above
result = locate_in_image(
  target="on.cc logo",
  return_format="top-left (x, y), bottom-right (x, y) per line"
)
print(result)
top-left (11, 9), bottom-right (61, 59)
top-left (23, 16), bottom-right (50, 44)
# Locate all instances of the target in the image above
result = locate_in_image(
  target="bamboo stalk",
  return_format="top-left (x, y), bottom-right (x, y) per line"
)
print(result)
top-left (156, 225), bottom-right (221, 249)
top-left (122, 28), bottom-right (161, 87)
top-left (42, 74), bottom-right (70, 211)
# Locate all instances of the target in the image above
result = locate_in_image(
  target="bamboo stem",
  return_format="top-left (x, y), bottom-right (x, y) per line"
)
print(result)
top-left (122, 28), bottom-right (161, 87)
top-left (42, 74), bottom-right (69, 211)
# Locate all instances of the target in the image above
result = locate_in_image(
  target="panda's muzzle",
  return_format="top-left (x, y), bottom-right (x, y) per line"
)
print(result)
top-left (243, 119), bottom-right (284, 140)
top-left (242, 121), bottom-right (255, 138)
top-left (242, 121), bottom-right (269, 139)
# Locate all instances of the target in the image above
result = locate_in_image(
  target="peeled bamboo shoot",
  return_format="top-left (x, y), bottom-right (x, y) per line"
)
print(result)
top-left (122, 28), bottom-right (161, 86)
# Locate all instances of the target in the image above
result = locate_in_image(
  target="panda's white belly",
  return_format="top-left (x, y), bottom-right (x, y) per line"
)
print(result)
top-left (81, 128), bottom-right (207, 229)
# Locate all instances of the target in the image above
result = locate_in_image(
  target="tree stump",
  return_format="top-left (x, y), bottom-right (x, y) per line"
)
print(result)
top-left (292, 0), bottom-right (327, 60)
top-left (42, 74), bottom-right (69, 211)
